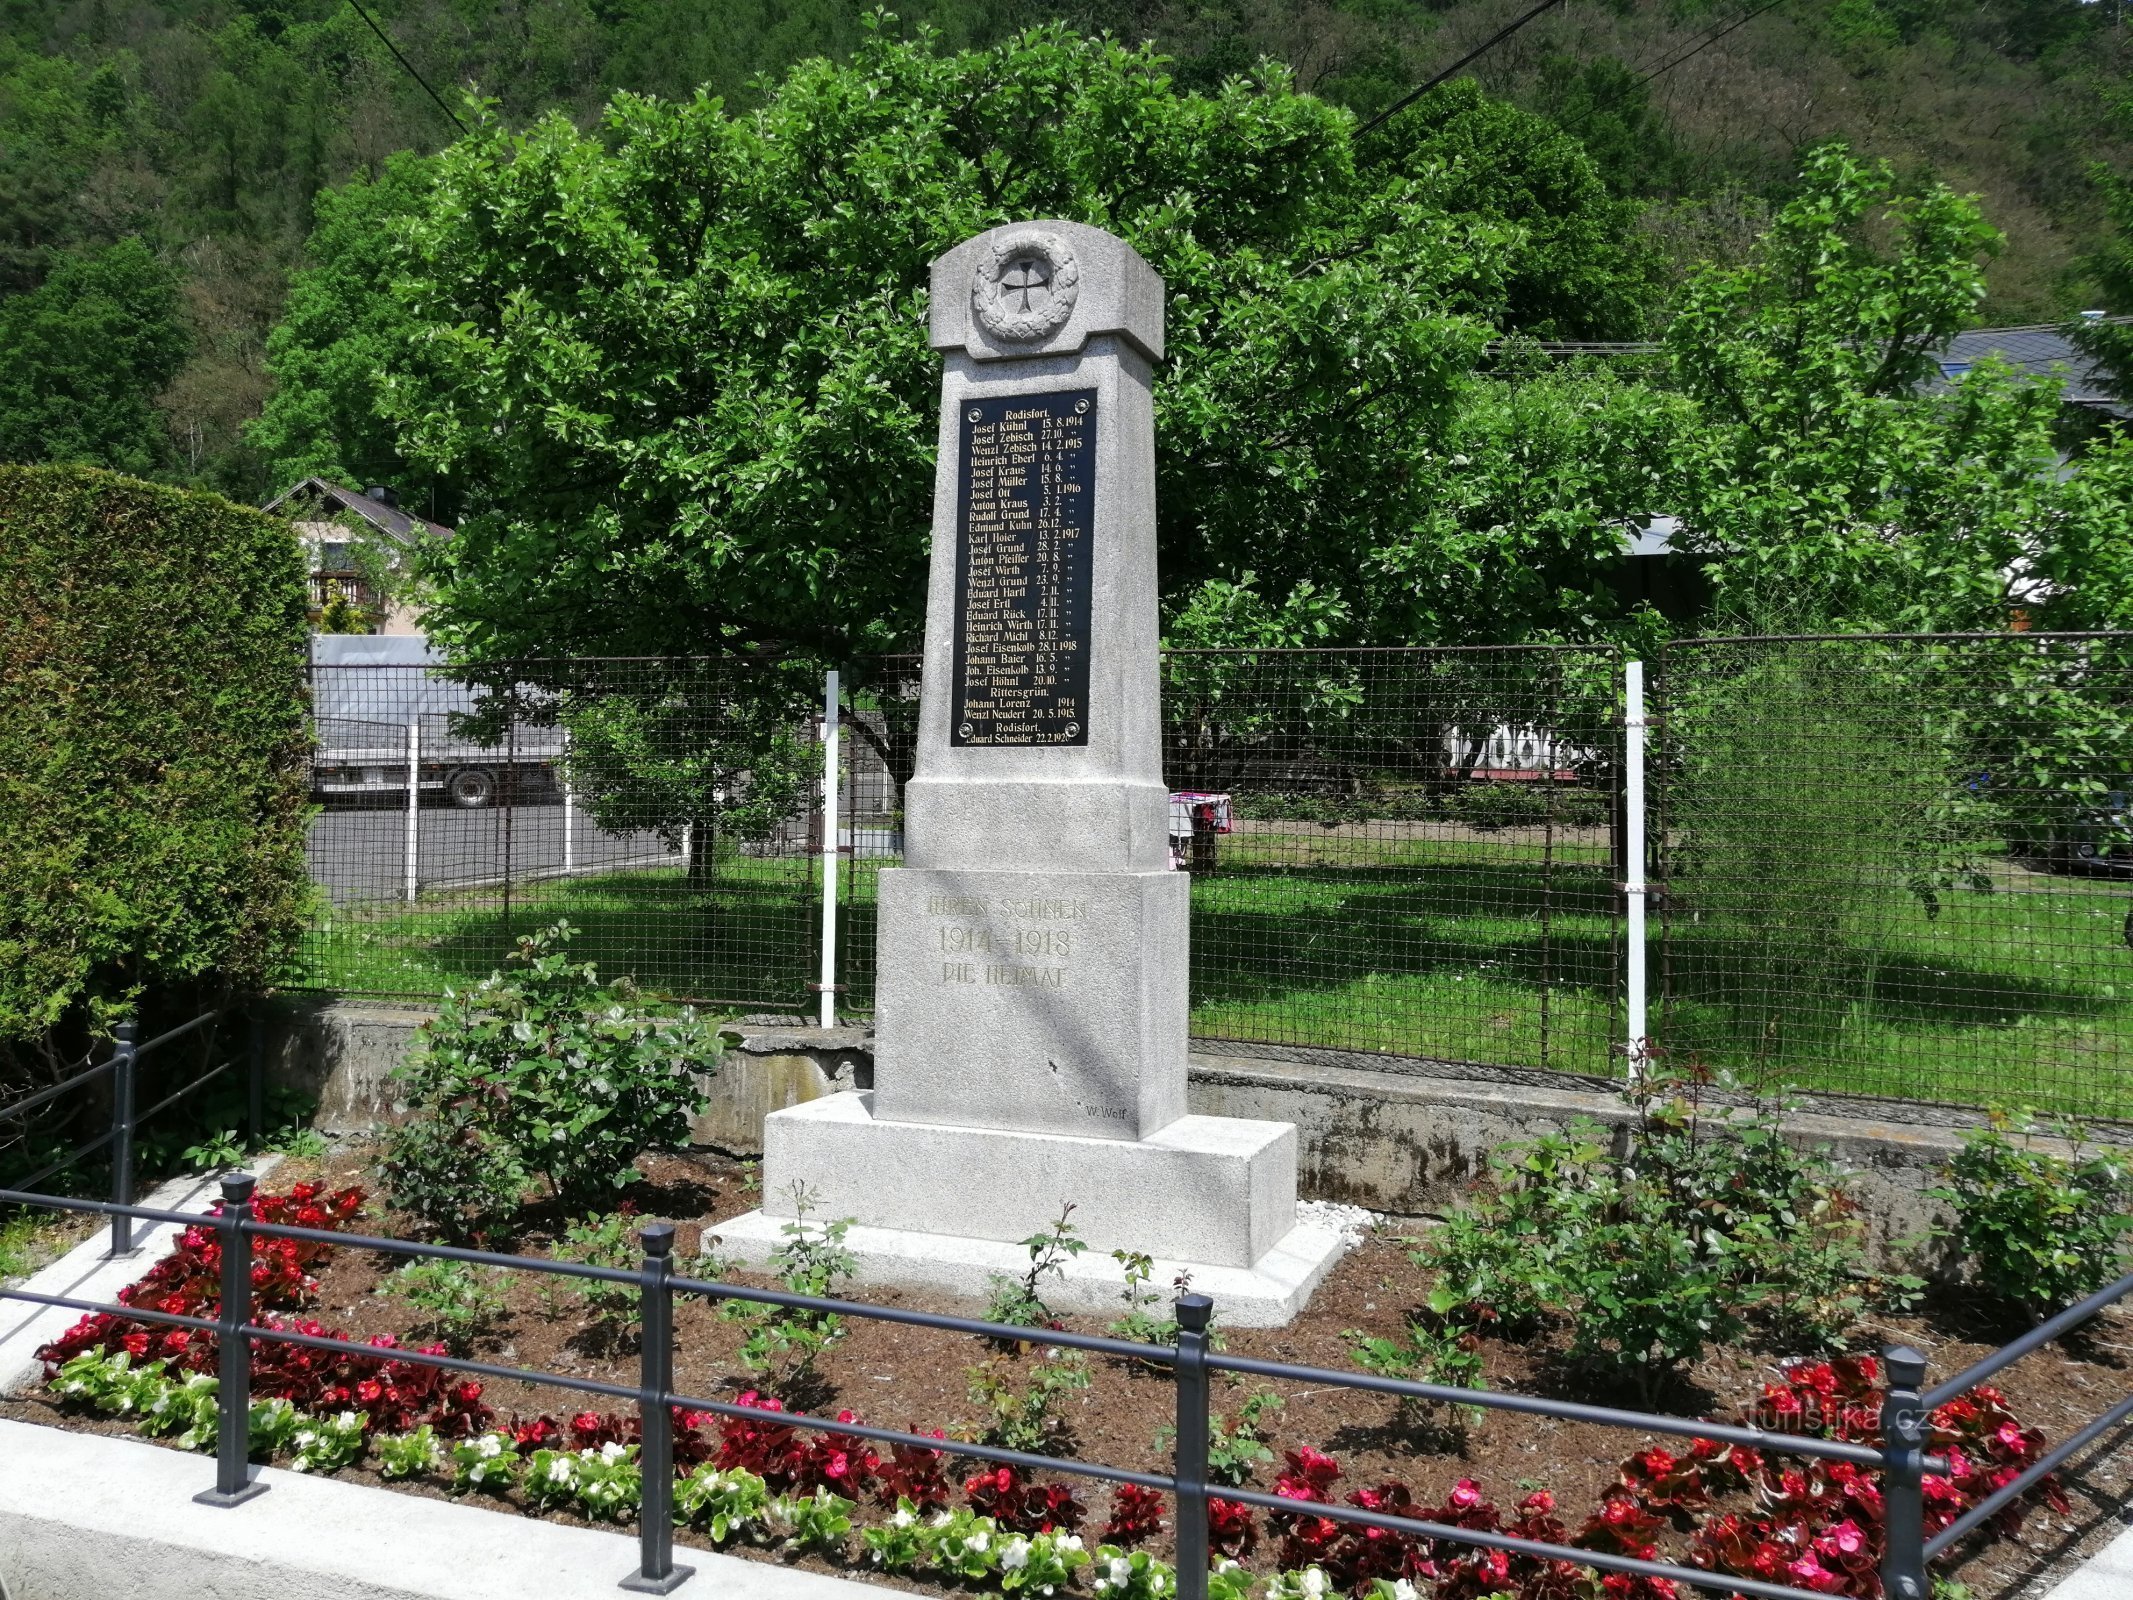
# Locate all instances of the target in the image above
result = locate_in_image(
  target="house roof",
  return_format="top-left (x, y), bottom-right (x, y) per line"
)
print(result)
top-left (1926, 321), bottom-right (2124, 411)
top-left (1524, 316), bottom-right (2131, 417)
top-left (263, 477), bottom-right (453, 542)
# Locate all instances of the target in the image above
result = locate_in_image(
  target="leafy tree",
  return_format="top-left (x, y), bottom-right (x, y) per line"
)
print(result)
top-left (555, 663), bottom-right (819, 883)
top-left (249, 152), bottom-right (453, 513)
top-left (1354, 79), bottom-right (1661, 333)
top-left (1660, 145), bottom-right (2085, 632)
top-left (0, 239), bottom-right (188, 473)
top-left (330, 23), bottom-right (1652, 668)
top-left (2070, 164), bottom-right (2133, 401)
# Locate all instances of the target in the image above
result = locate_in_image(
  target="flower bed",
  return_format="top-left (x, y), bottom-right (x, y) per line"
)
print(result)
top-left (16, 1163), bottom-right (2121, 1600)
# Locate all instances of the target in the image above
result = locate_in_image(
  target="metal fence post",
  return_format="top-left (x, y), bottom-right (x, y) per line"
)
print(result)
top-left (622, 1222), bottom-right (692, 1593)
top-left (819, 669), bottom-right (841, 1030)
top-left (1623, 658), bottom-right (1648, 1079)
top-left (405, 718), bottom-right (420, 905)
top-left (195, 1170), bottom-right (267, 1507)
top-left (1880, 1344), bottom-right (1930, 1600)
top-left (246, 1011), bottom-right (267, 1151)
top-left (1173, 1292), bottom-right (1214, 1600)
top-left (562, 725), bottom-right (576, 876)
top-left (106, 1022), bottom-right (138, 1258)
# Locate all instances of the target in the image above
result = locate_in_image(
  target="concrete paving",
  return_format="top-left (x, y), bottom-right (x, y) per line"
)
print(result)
top-left (0, 1419), bottom-right (872, 1600)
top-left (307, 802), bottom-right (679, 905)
top-left (2042, 1520), bottom-right (2133, 1599)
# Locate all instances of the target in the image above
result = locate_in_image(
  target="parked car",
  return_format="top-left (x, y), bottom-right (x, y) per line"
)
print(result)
top-left (2050, 790), bottom-right (2133, 876)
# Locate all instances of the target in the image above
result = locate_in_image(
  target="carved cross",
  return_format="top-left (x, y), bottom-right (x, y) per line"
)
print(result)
top-left (1001, 255), bottom-right (1052, 313)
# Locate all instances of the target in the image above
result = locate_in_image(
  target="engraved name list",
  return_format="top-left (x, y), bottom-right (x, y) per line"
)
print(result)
top-left (950, 389), bottom-right (1097, 747)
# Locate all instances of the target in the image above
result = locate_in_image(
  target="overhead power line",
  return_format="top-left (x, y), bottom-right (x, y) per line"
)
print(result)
top-left (346, 0), bottom-right (468, 135)
top-left (1354, 0), bottom-right (1576, 139)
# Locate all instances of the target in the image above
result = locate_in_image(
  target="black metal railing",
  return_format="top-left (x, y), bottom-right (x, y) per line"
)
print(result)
top-left (12, 1171), bottom-right (2108, 1600)
top-left (0, 1010), bottom-right (262, 1257)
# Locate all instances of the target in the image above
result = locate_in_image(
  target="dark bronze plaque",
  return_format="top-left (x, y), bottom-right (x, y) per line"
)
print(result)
top-left (950, 389), bottom-right (1096, 748)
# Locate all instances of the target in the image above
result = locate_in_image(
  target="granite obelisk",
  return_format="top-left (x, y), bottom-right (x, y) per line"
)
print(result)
top-left (716, 222), bottom-right (1349, 1323)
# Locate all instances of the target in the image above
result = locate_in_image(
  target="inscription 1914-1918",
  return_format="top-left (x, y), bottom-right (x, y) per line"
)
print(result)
top-left (950, 389), bottom-right (1097, 747)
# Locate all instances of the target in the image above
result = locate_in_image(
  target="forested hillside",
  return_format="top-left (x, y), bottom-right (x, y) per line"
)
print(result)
top-left (1, 0), bottom-right (2127, 496)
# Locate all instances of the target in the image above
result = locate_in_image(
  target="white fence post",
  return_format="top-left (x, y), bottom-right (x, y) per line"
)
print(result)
top-left (561, 726), bottom-right (575, 876)
top-left (818, 669), bottom-right (841, 1030)
top-left (1624, 659), bottom-right (1648, 1078)
top-left (405, 719), bottom-right (421, 906)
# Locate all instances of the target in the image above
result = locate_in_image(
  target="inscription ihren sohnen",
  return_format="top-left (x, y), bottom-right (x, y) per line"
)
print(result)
top-left (927, 893), bottom-right (1086, 988)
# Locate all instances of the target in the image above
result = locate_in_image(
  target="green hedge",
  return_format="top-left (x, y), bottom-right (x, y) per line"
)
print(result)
top-left (0, 466), bottom-right (311, 1077)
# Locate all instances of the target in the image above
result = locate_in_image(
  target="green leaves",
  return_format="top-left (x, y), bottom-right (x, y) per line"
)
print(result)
top-left (380, 921), bottom-right (720, 1237)
top-left (1932, 1107), bottom-right (2133, 1320)
top-left (0, 240), bottom-right (188, 474)
top-left (263, 25), bottom-right (1651, 666)
top-left (0, 466), bottom-right (310, 1070)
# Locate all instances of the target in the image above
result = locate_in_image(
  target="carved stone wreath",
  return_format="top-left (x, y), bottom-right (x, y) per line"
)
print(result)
top-left (970, 231), bottom-right (1080, 343)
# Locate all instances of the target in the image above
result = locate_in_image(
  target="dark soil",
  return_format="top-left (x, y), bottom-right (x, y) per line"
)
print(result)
top-left (9, 1142), bottom-right (2133, 1600)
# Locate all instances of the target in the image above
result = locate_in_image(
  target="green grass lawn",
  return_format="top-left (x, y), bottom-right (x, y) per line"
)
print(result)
top-left (298, 834), bottom-right (2133, 1119)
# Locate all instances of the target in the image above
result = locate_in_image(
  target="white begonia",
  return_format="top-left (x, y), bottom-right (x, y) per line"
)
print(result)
top-left (1058, 1535), bottom-right (1084, 1553)
top-left (891, 1506), bottom-right (916, 1528)
top-left (548, 1457), bottom-right (574, 1482)
top-left (969, 1531), bottom-right (991, 1553)
top-left (932, 1511), bottom-right (955, 1528)
top-left (1390, 1582), bottom-right (1418, 1600)
top-left (1002, 1537), bottom-right (1031, 1570)
top-left (1301, 1570), bottom-right (1328, 1599)
top-left (600, 1440), bottom-right (628, 1463)
top-left (1109, 1557), bottom-right (1135, 1587)
top-left (478, 1435), bottom-right (503, 1458)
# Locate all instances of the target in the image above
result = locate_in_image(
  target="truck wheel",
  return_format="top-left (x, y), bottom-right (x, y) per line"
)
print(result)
top-left (446, 766), bottom-right (498, 809)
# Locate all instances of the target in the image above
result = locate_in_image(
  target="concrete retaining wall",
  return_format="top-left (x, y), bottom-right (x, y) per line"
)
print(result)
top-left (261, 1001), bottom-right (868, 1151)
top-left (268, 1003), bottom-right (1993, 1266)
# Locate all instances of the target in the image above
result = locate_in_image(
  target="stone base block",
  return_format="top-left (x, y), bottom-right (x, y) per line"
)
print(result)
top-left (756, 1090), bottom-right (1295, 1266)
top-left (708, 1204), bottom-right (1359, 1329)
top-left (872, 867), bottom-right (1188, 1139)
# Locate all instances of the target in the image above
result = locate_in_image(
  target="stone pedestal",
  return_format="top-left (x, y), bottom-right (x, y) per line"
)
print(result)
top-left (871, 868), bottom-right (1187, 1138)
top-left (719, 221), bottom-right (1351, 1325)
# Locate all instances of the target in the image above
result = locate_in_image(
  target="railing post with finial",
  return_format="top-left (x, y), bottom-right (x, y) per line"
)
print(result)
top-left (106, 1022), bottom-right (138, 1258)
top-left (621, 1221), bottom-right (692, 1593)
top-left (1173, 1292), bottom-right (1214, 1600)
top-left (1880, 1344), bottom-right (1930, 1600)
top-left (194, 1169), bottom-right (267, 1507)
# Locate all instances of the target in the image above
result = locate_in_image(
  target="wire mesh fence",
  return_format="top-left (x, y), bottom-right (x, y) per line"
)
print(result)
top-left (294, 634), bottom-right (2133, 1118)
top-left (1152, 646), bottom-right (1623, 1076)
top-left (1652, 633), bottom-right (2133, 1117)
top-left (302, 656), bottom-right (827, 1010)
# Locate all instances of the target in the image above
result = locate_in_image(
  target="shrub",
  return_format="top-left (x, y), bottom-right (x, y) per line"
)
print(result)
top-left (548, 1211), bottom-right (642, 1352)
top-left (1419, 1064), bottom-right (1885, 1398)
top-left (1341, 1321), bottom-right (1484, 1442)
top-left (1156, 1391), bottom-right (1284, 1486)
top-left (381, 922), bottom-right (719, 1237)
top-left (1441, 785), bottom-right (1595, 832)
top-left (1932, 1110), bottom-right (2133, 1319)
top-left (724, 1184), bottom-right (856, 1391)
top-left (0, 466), bottom-right (310, 1103)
